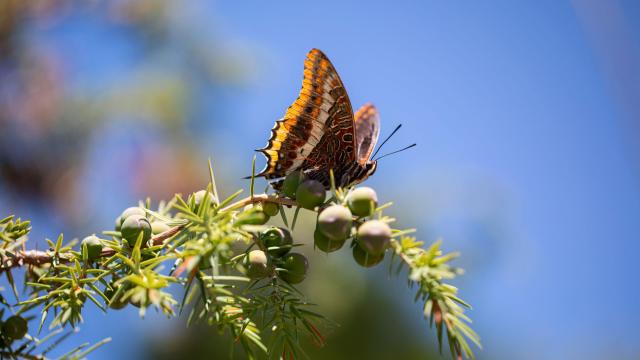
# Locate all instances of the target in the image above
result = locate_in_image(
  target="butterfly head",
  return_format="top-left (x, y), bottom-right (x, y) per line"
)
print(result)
top-left (345, 160), bottom-right (378, 187)
top-left (365, 160), bottom-right (378, 179)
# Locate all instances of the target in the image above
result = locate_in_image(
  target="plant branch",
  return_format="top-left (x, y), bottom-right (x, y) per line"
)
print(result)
top-left (0, 224), bottom-right (185, 271)
top-left (2, 193), bottom-right (297, 271)
top-left (220, 194), bottom-right (298, 212)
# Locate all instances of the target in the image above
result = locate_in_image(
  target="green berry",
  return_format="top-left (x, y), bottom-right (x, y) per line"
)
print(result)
top-left (357, 220), bottom-right (391, 256)
top-left (119, 207), bottom-right (146, 226)
top-left (261, 227), bottom-right (293, 257)
top-left (278, 253), bottom-right (308, 284)
top-left (317, 205), bottom-right (352, 241)
top-left (346, 187), bottom-right (378, 217)
top-left (120, 214), bottom-right (152, 247)
top-left (352, 243), bottom-right (384, 268)
top-left (81, 235), bottom-right (103, 261)
top-left (115, 216), bottom-right (122, 231)
top-left (296, 180), bottom-right (326, 209)
top-left (281, 171), bottom-right (304, 199)
top-left (192, 190), bottom-right (213, 212)
top-left (263, 201), bottom-right (280, 216)
top-left (314, 227), bottom-right (345, 253)
top-left (2, 316), bottom-right (27, 340)
top-left (245, 250), bottom-right (270, 279)
top-left (151, 221), bottom-right (170, 235)
top-left (236, 204), bottom-right (269, 226)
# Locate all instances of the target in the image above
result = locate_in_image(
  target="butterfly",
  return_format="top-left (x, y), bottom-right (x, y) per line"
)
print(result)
top-left (255, 48), bottom-right (381, 189)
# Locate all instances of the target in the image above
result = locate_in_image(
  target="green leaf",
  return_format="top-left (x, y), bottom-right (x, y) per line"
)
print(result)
top-left (208, 158), bottom-right (220, 205)
top-left (250, 155), bottom-right (256, 199)
top-left (291, 206), bottom-right (301, 230)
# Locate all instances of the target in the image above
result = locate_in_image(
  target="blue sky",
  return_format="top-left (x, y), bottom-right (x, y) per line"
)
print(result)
top-left (212, 1), bottom-right (640, 358)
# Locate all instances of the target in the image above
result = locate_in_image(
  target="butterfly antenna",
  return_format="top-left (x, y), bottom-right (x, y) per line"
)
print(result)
top-left (374, 143), bottom-right (417, 162)
top-left (371, 124), bottom-right (402, 159)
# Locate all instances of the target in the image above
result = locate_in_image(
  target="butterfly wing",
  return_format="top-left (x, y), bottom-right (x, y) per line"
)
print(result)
top-left (257, 49), bottom-right (356, 179)
top-left (354, 103), bottom-right (380, 165)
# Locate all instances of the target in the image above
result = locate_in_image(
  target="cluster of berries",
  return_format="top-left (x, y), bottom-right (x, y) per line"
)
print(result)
top-left (281, 172), bottom-right (392, 270)
top-left (83, 207), bottom-right (172, 310)
top-left (245, 226), bottom-right (308, 284)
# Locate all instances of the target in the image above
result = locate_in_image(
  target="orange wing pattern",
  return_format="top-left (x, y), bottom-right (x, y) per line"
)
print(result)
top-left (354, 103), bottom-right (380, 165)
top-left (257, 49), bottom-right (356, 179)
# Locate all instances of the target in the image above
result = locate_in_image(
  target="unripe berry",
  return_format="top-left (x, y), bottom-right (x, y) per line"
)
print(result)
top-left (236, 204), bottom-right (269, 226)
top-left (2, 315), bottom-right (27, 340)
top-left (357, 220), bottom-right (391, 256)
top-left (245, 250), bottom-right (270, 279)
top-left (151, 221), bottom-right (170, 235)
top-left (317, 205), bottom-right (353, 241)
top-left (121, 215), bottom-right (152, 248)
top-left (115, 216), bottom-right (122, 231)
top-left (278, 253), bottom-right (308, 284)
top-left (119, 207), bottom-right (146, 227)
top-left (314, 227), bottom-right (345, 253)
top-left (281, 171), bottom-right (304, 199)
top-left (346, 187), bottom-right (378, 217)
top-left (192, 190), bottom-right (213, 212)
top-left (352, 243), bottom-right (384, 268)
top-left (262, 201), bottom-right (280, 216)
top-left (295, 180), bottom-right (326, 209)
top-left (81, 235), bottom-right (103, 261)
top-left (261, 227), bottom-right (293, 257)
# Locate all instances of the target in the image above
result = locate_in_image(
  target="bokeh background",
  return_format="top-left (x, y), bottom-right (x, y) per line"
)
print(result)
top-left (1, 1), bottom-right (640, 359)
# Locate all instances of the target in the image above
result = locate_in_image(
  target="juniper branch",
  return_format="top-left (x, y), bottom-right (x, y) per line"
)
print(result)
top-left (0, 175), bottom-right (480, 359)
top-left (0, 224), bottom-right (186, 272)
top-left (1, 194), bottom-right (295, 271)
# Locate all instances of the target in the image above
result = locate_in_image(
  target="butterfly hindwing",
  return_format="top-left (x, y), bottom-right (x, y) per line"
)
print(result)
top-left (354, 103), bottom-right (381, 165)
top-left (257, 49), bottom-right (356, 180)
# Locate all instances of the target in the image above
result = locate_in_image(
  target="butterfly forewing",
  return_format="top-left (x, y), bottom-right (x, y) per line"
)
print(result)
top-left (257, 49), bottom-right (356, 180)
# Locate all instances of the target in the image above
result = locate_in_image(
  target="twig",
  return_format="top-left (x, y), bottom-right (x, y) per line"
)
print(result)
top-left (0, 192), bottom-right (295, 271)
top-left (0, 225), bottom-right (186, 271)
top-left (220, 194), bottom-right (297, 212)
top-left (2, 193), bottom-right (298, 271)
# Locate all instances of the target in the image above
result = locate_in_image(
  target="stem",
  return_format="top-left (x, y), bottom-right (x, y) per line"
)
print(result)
top-left (0, 224), bottom-right (185, 271)
top-left (1, 193), bottom-right (297, 271)
top-left (220, 194), bottom-right (297, 212)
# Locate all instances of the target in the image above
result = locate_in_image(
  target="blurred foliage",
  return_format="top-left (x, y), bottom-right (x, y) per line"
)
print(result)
top-left (0, 0), bottom-right (252, 226)
top-left (146, 284), bottom-right (441, 360)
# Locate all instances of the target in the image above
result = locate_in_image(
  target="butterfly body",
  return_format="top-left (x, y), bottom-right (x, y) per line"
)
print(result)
top-left (257, 49), bottom-right (380, 189)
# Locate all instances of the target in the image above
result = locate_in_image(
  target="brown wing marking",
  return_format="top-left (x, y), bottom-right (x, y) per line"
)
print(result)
top-left (257, 49), bottom-right (354, 179)
top-left (297, 55), bottom-right (356, 178)
top-left (258, 49), bottom-right (355, 178)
